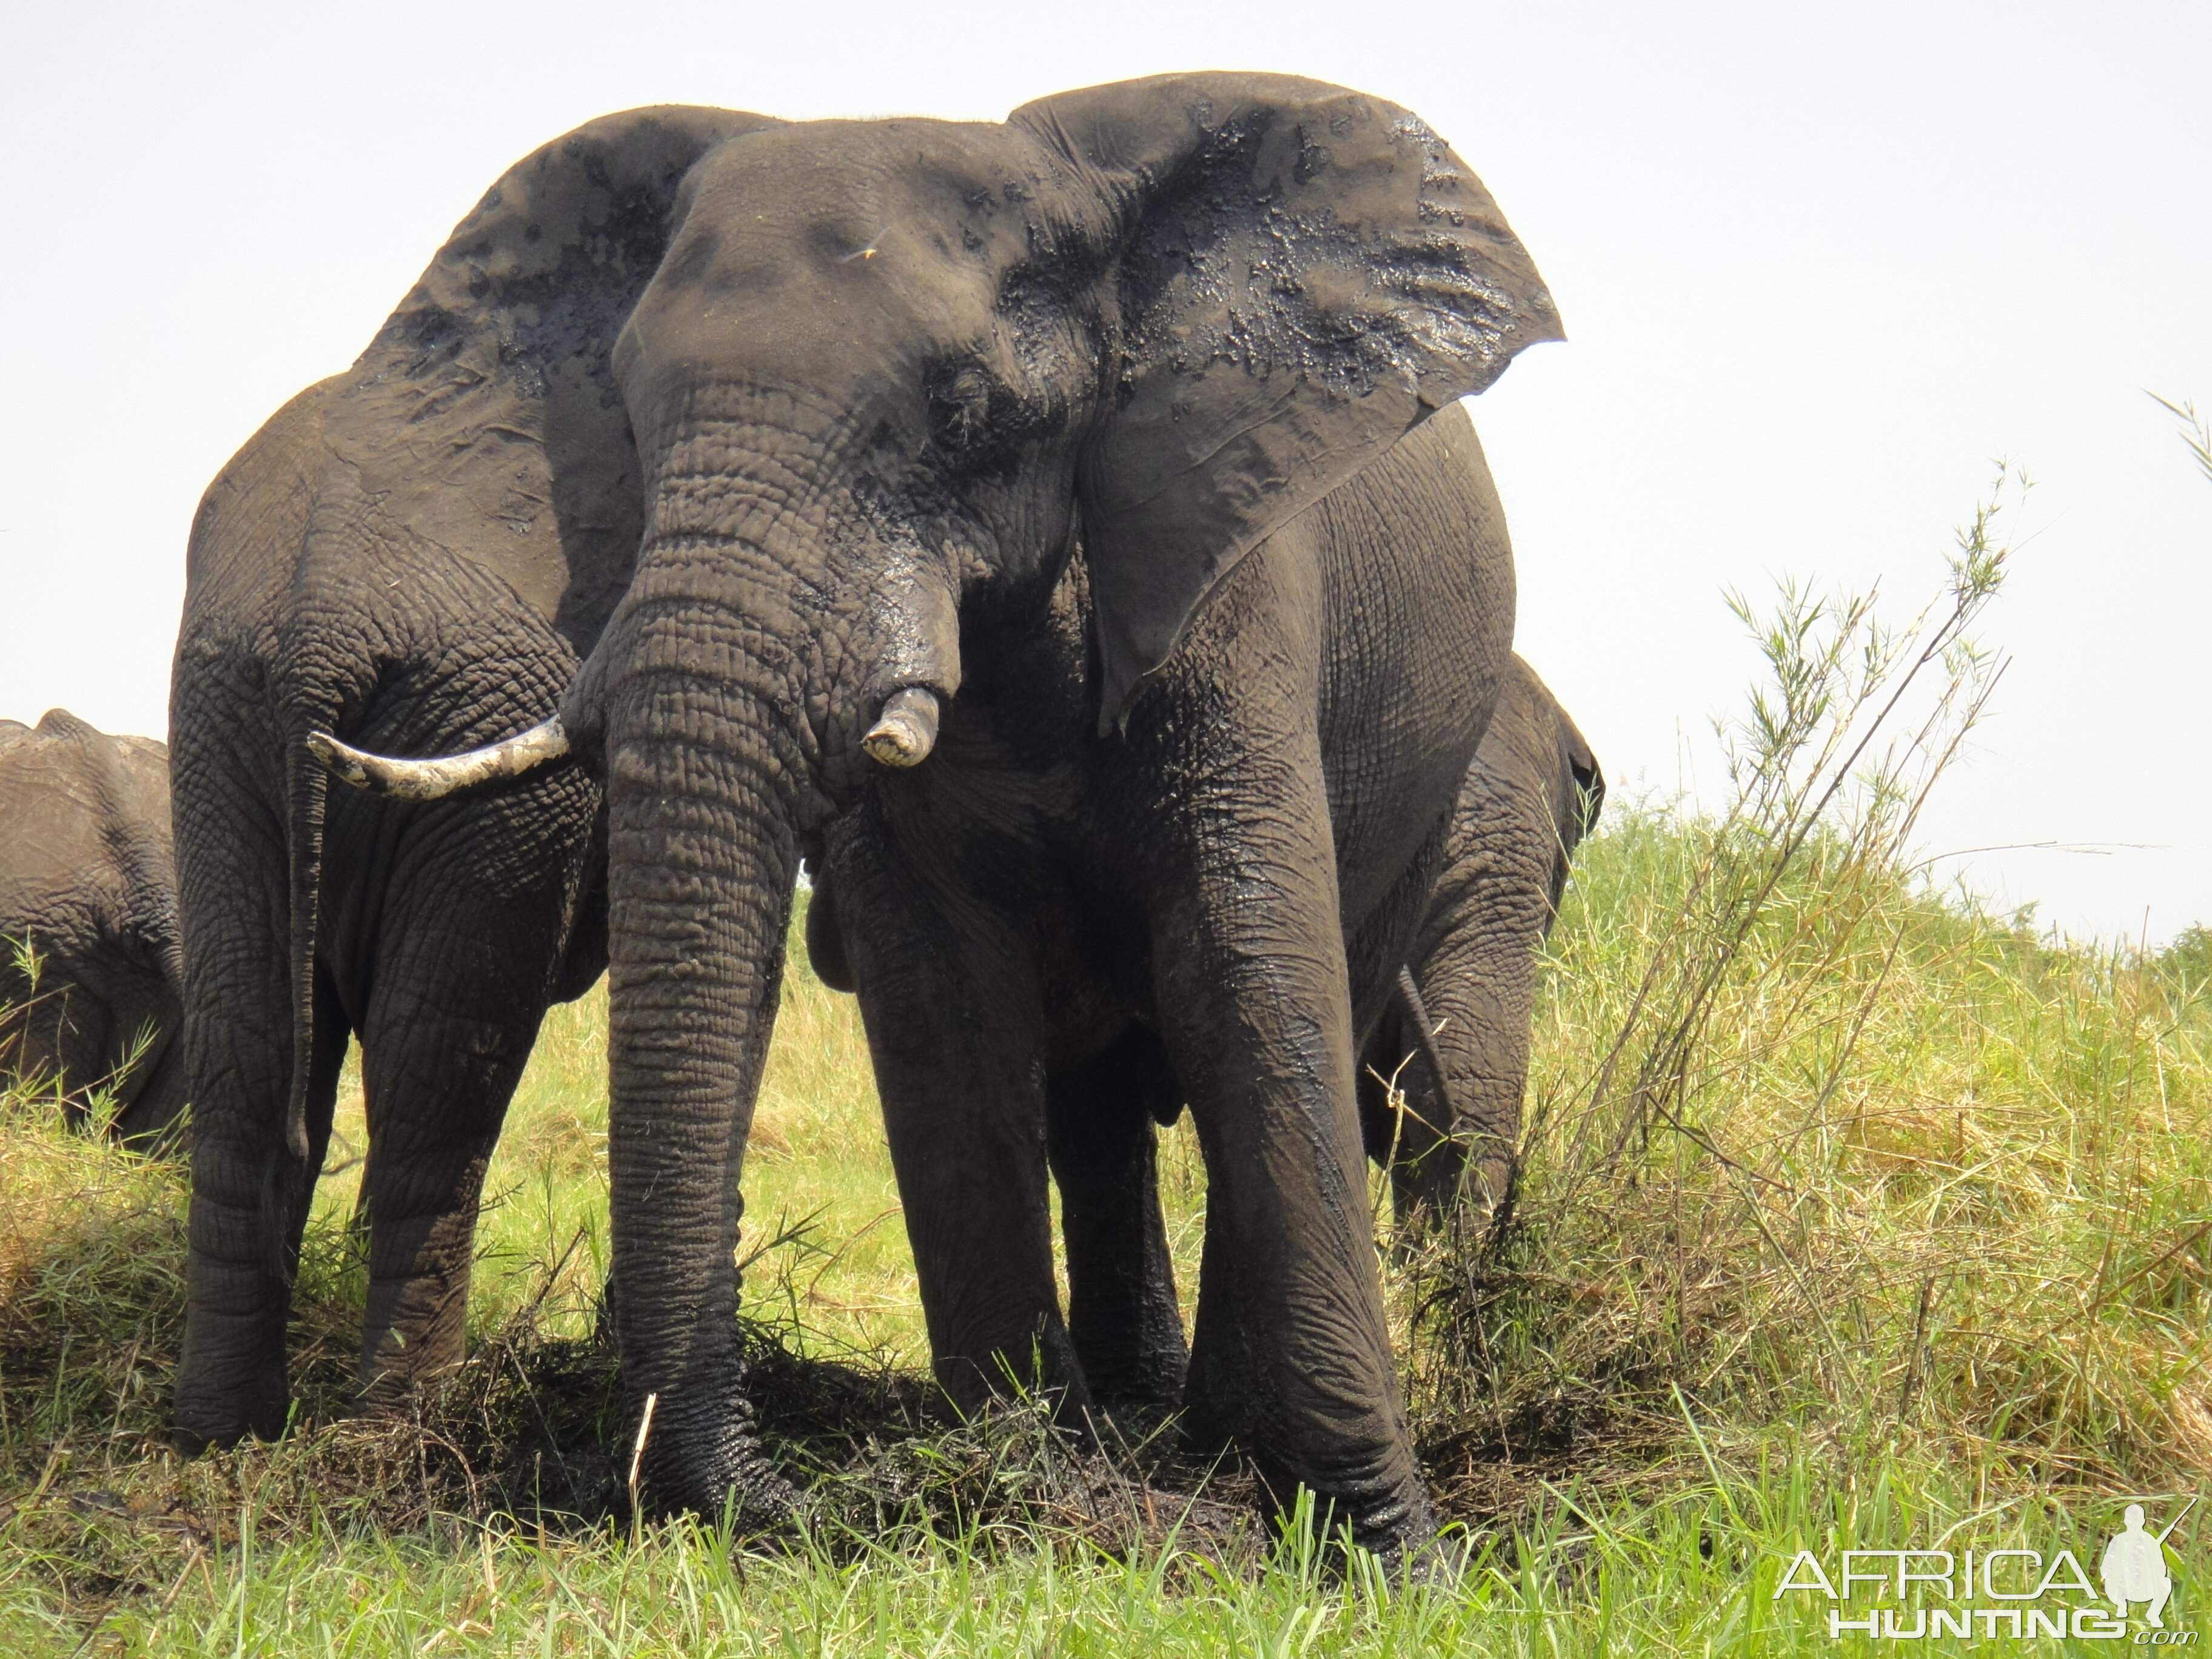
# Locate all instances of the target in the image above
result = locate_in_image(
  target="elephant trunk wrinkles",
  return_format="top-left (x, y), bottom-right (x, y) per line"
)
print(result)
top-left (614, 406), bottom-right (964, 765)
top-left (600, 656), bottom-right (801, 1519)
top-left (594, 418), bottom-right (960, 1515)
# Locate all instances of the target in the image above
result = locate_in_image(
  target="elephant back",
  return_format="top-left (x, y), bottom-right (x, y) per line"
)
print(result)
top-left (0, 711), bottom-right (174, 950)
top-left (0, 710), bottom-right (178, 1050)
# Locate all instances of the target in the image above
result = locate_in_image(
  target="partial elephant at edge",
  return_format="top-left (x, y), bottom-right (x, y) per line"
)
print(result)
top-left (0, 708), bottom-right (186, 1145)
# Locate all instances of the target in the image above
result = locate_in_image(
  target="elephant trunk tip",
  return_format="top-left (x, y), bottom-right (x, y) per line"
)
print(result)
top-left (305, 716), bottom-right (571, 800)
top-left (862, 686), bottom-right (941, 769)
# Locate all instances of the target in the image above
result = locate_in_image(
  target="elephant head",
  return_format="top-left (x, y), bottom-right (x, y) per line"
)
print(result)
top-left (313, 73), bottom-right (1558, 1517)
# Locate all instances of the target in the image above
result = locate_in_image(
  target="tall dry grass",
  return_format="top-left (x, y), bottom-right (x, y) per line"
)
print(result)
top-left (1403, 469), bottom-right (2212, 1517)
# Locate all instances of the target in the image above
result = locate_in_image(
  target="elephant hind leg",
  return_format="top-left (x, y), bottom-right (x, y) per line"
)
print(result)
top-left (1046, 1023), bottom-right (1189, 1413)
top-left (173, 689), bottom-right (350, 1452)
top-left (350, 878), bottom-right (568, 1410)
top-left (828, 816), bottom-right (1076, 1419)
top-left (110, 1015), bottom-right (190, 1151)
top-left (173, 959), bottom-right (346, 1450)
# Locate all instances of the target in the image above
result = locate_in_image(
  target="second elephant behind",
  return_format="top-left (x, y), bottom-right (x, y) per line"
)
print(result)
top-left (806, 651), bottom-right (1602, 1410)
top-left (0, 709), bottom-right (185, 1144)
top-left (1355, 652), bottom-right (1603, 1228)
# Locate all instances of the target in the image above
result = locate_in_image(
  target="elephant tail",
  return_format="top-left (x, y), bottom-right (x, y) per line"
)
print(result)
top-left (264, 729), bottom-right (331, 1285)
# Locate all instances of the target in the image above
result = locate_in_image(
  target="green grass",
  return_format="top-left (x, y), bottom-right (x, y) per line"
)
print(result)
top-left (2, 854), bottom-right (2203, 1655)
top-left (2, 500), bottom-right (2208, 1652)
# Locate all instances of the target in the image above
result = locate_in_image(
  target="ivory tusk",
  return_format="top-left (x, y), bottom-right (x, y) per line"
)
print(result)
top-left (305, 716), bottom-right (571, 800)
top-left (862, 686), bottom-right (940, 769)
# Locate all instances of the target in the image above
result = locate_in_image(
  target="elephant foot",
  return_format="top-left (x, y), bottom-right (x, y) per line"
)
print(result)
top-left (172, 1344), bottom-right (293, 1454)
top-left (1173, 1383), bottom-right (1243, 1472)
top-left (1333, 1483), bottom-right (1441, 1569)
top-left (355, 1334), bottom-right (472, 1421)
top-left (634, 1386), bottom-right (797, 1529)
top-left (1070, 1342), bottom-right (1187, 1426)
top-left (1267, 1480), bottom-right (1443, 1581)
top-left (170, 1387), bottom-right (291, 1456)
top-left (1382, 1526), bottom-right (1476, 1588)
top-left (1084, 1386), bottom-right (1185, 1441)
top-left (651, 1443), bottom-right (797, 1532)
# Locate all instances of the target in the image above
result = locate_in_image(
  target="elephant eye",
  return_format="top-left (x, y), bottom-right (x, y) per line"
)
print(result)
top-left (925, 362), bottom-right (996, 455)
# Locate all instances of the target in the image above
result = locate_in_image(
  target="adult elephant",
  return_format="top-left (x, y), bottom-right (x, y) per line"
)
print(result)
top-left (0, 709), bottom-right (185, 1144)
top-left (808, 654), bottom-right (1604, 1414)
top-left (1356, 652), bottom-right (1604, 1228)
top-left (314, 74), bottom-right (1560, 1557)
top-left (168, 106), bottom-right (782, 1452)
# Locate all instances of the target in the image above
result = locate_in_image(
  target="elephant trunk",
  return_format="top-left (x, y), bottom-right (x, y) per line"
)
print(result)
top-left (598, 652), bottom-right (802, 1520)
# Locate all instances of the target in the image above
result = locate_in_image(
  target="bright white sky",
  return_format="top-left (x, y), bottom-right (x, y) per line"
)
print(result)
top-left (2, 0), bottom-right (2207, 942)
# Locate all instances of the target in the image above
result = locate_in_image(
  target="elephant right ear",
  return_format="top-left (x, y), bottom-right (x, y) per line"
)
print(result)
top-left (1568, 744), bottom-right (1605, 849)
top-left (1557, 705), bottom-right (1604, 851)
top-left (326, 106), bottom-right (782, 652)
top-left (1012, 75), bottom-right (1560, 730)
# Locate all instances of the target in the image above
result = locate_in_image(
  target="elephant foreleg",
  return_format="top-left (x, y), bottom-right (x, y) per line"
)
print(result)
top-left (1359, 970), bottom-right (1472, 1235)
top-left (1398, 819), bottom-right (1558, 1222)
top-left (1142, 736), bottom-right (1434, 1557)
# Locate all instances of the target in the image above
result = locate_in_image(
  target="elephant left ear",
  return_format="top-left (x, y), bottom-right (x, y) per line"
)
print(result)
top-left (1011, 73), bottom-right (1561, 730)
top-left (326, 106), bottom-right (781, 652)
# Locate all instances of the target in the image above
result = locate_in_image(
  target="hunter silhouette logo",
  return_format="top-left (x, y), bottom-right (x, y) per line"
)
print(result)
top-left (2105, 1501), bottom-right (2195, 1631)
top-left (1772, 1497), bottom-right (2199, 1643)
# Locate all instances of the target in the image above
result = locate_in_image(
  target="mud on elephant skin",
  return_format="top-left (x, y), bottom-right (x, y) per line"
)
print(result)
top-left (0, 709), bottom-right (185, 1144)
top-left (167, 107), bottom-right (789, 1456)
top-left (313, 75), bottom-right (1559, 1556)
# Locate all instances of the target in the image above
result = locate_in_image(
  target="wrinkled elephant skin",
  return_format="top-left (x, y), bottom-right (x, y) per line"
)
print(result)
top-left (813, 654), bottom-right (1604, 1418)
